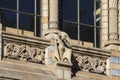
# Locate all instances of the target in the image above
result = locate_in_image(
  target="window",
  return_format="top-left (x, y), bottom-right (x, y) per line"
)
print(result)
top-left (0, 0), bottom-right (41, 37)
top-left (59, 0), bottom-right (101, 47)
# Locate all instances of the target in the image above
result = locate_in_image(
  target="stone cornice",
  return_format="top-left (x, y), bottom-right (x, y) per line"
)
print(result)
top-left (2, 31), bottom-right (50, 49)
top-left (72, 45), bottom-right (111, 59)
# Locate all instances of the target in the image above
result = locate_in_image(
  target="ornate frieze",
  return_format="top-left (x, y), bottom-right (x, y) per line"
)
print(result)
top-left (75, 55), bottom-right (106, 74)
top-left (72, 46), bottom-right (110, 75)
top-left (4, 43), bottom-right (45, 64)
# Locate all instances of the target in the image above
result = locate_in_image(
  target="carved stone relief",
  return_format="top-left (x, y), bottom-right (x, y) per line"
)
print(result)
top-left (77, 55), bottom-right (106, 74)
top-left (45, 30), bottom-right (72, 63)
top-left (4, 43), bottom-right (45, 64)
top-left (72, 54), bottom-right (106, 75)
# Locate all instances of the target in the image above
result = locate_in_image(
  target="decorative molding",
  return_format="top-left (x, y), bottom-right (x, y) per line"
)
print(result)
top-left (71, 45), bottom-right (110, 75)
top-left (2, 32), bottom-right (50, 64)
top-left (75, 55), bottom-right (106, 74)
top-left (4, 43), bottom-right (45, 64)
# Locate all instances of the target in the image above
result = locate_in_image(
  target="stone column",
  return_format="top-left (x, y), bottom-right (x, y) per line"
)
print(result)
top-left (104, 0), bottom-right (119, 50)
top-left (109, 0), bottom-right (118, 40)
top-left (101, 0), bottom-right (109, 48)
top-left (41, 0), bottom-right (49, 36)
top-left (49, 0), bottom-right (58, 29)
top-left (118, 0), bottom-right (120, 40)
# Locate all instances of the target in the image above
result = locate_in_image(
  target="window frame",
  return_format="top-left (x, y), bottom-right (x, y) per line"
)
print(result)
top-left (0, 0), bottom-right (41, 37)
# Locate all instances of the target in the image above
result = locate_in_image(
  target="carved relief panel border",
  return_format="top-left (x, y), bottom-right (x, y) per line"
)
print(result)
top-left (72, 53), bottom-right (107, 74)
top-left (4, 42), bottom-right (45, 64)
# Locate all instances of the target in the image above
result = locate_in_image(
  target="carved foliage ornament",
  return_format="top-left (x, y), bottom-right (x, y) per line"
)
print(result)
top-left (76, 55), bottom-right (106, 74)
top-left (4, 43), bottom-right (45, 64)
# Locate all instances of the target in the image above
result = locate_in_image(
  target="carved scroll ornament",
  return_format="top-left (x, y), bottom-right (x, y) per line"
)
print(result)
top-left (76, 55), bottom-right (106, 74)
top-left (4, 43), bottom-right (45, 64)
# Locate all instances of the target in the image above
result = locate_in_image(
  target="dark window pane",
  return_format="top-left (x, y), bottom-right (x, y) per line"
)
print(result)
top-left (37, 0), bottom-right (41, 15)
top-left (19, 0), bottom-right (34, 13)
top-left (1, 10), bottom-right (16, 28)
top-left (0, 0), bottom-right (17, 10)
top-left (62, 22), bottom-right (78, 39)
top-left (63, 0), bottom-right (77, 22)
top-left (36, 16), bottom-right (41, 37)
top-left (80, 0), bottom-right (94, 25)
top-left (19, 13), bottom-right (34, 31)
top-left (80, 24), bottom-right (94, 42)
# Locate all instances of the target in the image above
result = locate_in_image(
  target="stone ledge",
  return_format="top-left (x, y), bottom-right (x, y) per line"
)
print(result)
top-left (72, 45), bottom-right (111, 58)
top-left (2, 31), bottom-right (50, 48)
top-left (0, 58), bottom-right (58, 80)
top-left (73, 71), bottom-right (109, 80)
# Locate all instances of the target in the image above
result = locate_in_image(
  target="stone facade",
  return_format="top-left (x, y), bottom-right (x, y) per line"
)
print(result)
top-left (0, 32), bottom-right (110, 80)
top-left (0, 0), bottom-right (120, 80)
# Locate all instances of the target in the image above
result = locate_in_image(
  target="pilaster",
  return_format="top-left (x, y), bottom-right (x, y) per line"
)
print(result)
top-left (41, 0), bottom-right (49, 37)
top-left (103, 0), bottom-right (120, 51)
top-left (49, 0), bottom-right (58, 29)
top-left (118, 0), bottom-right (120, 40)
top-left (109, 0), bottom-right (118, 40)
top-left (101, 0), bottom-right (109, 48)
top-left (53, 63), bottom-right (72, 80)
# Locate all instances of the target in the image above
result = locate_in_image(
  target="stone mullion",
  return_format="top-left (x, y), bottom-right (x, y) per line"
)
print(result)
top-left (109, 0), bottom-right (118, 40)
top-left (49, 0), bottom-right (58, 29)
top-left (101, 0), bottom-right (109, 47)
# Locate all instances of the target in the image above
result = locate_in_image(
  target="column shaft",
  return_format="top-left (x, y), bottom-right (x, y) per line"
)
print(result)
top-left (49, 0), bottom-right (58, 29)
top-left (41, 0), bottom-right (49, 36)
top-left (101, 0), bottom-right (109, 47)
top-left (118, 0), bottom-right (120, 40)
top-left (109, 0), bottom-right (118, 40)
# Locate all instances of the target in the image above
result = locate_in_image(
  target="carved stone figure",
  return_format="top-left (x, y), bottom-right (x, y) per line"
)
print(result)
top-left (45, 29), bottom-right (72, 63)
